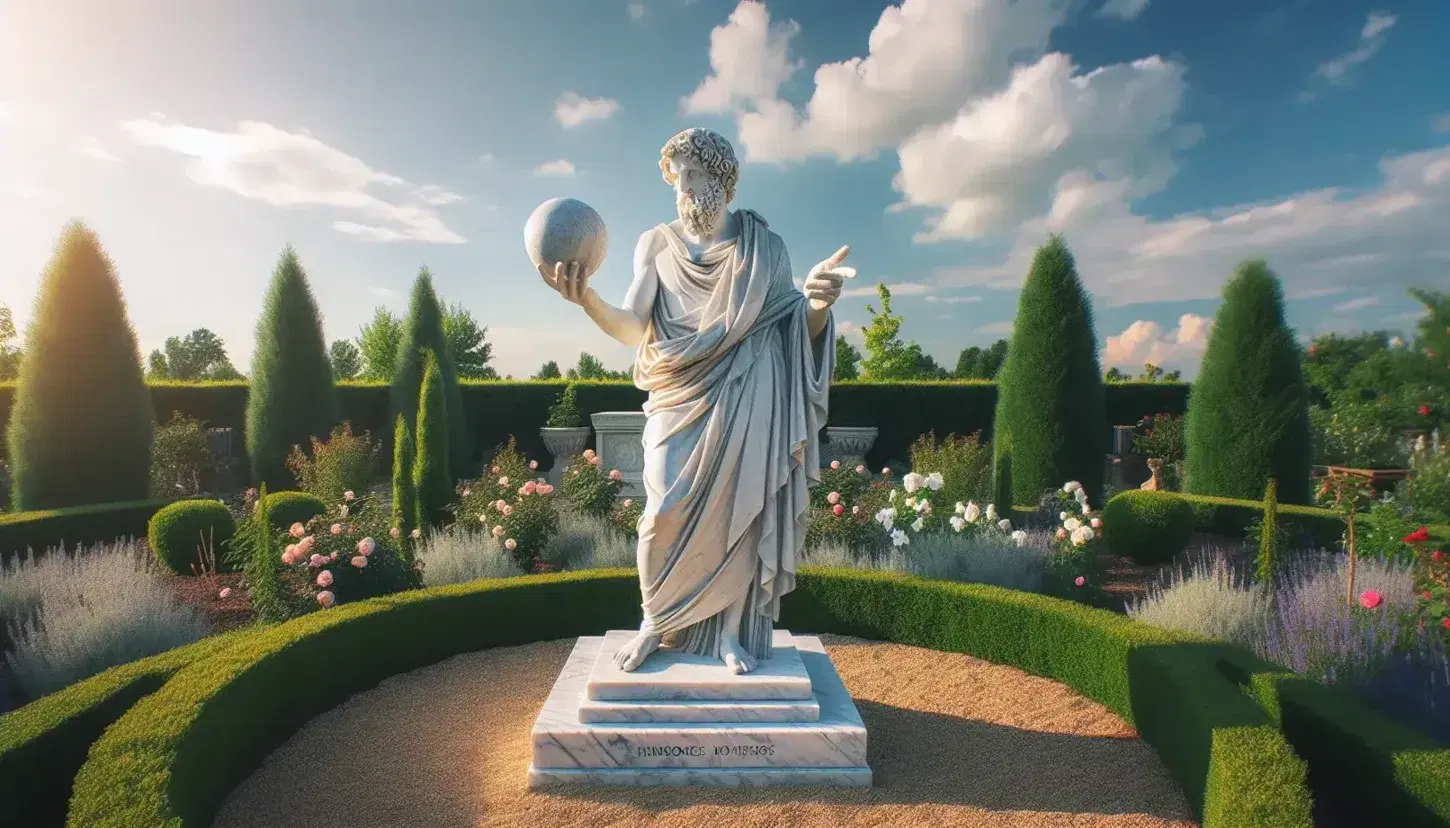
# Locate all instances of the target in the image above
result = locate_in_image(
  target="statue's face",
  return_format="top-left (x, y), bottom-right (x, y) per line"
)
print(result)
top-left (670, 154), bottom-right (727, 238)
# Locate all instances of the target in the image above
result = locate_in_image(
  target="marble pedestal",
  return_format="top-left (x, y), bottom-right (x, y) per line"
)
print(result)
top-left (590, 411), bottom-right (646, 497)
top-left (529, 630), bottom-right (871, 788)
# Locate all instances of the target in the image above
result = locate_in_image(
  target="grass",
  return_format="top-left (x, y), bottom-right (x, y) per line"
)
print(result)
top-left (0, 539), bottom-right (211, 704)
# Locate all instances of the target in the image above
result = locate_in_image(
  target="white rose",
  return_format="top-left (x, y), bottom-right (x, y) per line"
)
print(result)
top-left (1064, 517), bottom-right (1082, 532)
top-left (1011, 529), bottom-right (1027, 547)
top-left (1081, 501), bottom-right (1092, 515)
top-left (926, 472), bottom-right (944, 491)
top-left (911, 517), bottom-right (925, 532)
top-left (1063, 481), bottom-right (1082, 494)
top-left (964, 502), bottom-right (981, 523)
top-left (1059, 511), bottom-right (1069, 521)
top-left (903, 472), bottom-right (925, 494)
top-left (997, 518), bottom-right (1012, 532)
top-left (891, 528), bottom-right (910, 547)
top-left (985, 503), bottom-right (998, 521)
top-left (950, 516), bottom-right (966, 532)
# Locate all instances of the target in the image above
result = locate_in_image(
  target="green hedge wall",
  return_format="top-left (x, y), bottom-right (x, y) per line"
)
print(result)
top-left (63, 569), bottom-right (1312, 828)
top-left (0, 380), bottom-right (1189, 478)
top-left (0, 631), bottom-right (248, 828)
top-left (0, 498), bottom-right (174, 564)
top-left (1163, 491), bottom-right (1450, 547)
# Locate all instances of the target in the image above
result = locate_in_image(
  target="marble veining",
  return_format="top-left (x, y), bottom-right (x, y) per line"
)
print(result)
top-left (586, 629), bottom-right (813, 702)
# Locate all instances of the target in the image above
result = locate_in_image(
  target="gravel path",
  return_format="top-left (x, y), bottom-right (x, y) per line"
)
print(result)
top-left (212, 636), bottom-right (1196, 828)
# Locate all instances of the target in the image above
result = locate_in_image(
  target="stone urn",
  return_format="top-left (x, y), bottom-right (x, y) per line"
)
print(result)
top-left (539, 427), bottom-right (592, 485)
top-left (822, 426), bottom-right (878, 470)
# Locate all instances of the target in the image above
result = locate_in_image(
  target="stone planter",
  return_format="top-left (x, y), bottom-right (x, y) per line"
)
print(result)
top-left (590, 411), bottom-right (647, 497)
top-left (822, 426), bottom-right (878, 470)
top-left (540, 426), bottom-right (592, 485)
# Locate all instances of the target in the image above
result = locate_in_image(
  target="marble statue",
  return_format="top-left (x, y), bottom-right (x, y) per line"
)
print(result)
top-left (536, 128), bottom-right (849, 675)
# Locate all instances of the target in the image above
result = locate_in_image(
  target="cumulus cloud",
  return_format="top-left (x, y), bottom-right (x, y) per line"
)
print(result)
top-left (1300, 11), bottom-right (1396, 101)
top-left (977, 320), bottom-right (1014, 335)
top-left (554, 92), bottom-right (620, 127)
top-left (1102, 313), bottom-right (1212, 370)
top-left (925, 294), bottom-right (982, 304)
top-left (1331, 295), bottom-right (1382, 314)
top-left (839, 281), bottom-right (931, 299)
top-left (534, 159), bottom-right (577, 177)
top-left (121, 116), bottom-right (464, 243)
top-left (1097, 0), bottom-right (1149, 21)
top-left (682, 0), bottom-right (801, 117)
top-left (627, 2), bottom-right (646, 21)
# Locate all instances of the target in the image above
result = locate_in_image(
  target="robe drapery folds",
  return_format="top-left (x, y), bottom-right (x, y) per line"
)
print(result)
top-left (631, 209), bottom-right (834, 660)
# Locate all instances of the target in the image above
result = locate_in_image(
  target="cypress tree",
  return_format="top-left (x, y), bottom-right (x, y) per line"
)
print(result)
top-left (245, 246), bottom-right (337, 490)
top-left (1256, 477), bottom-right (1281, 585)
top-left (991, 236), bottom-right (1107, 508)
top-left (391, 414), bottom-right (417, 539)
top-left (1186, 260), bottom-right (1311, 504)
top-left (413, 349), bottom-right (452, 528)
top-left (8, 221), bottom-right (154, 510)
top-left (391, 269), bottom-right (469, 480)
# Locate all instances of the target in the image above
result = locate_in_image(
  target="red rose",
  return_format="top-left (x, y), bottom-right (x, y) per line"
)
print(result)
top-left (1308, 345), bottom-right (1317, 356)
top-left (1404, 526), bottom-right (1432, 544)
top-left (832, 504), bottom-right (845, 517)
top-left (1420, 405), bottom-right (1432, 417)
top-left (1443, 618), bottom-right (1450, 631)
top-left (1425, 592), bottom-right (1435, 600)
top-left (1433, 549), bottom-right (1446, 563)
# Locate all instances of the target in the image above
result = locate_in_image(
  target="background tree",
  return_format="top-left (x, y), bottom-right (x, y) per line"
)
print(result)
top-left (1302, 330), bottom-right (1392, 405)
top-left (1186, 260), bottom-right (1312, 504)
top-left (991, 236), bottom-right (1107, 507)
top-left (859, 284), bottom-right (924, 379)
top-left (833, 335), bottom-right (861, 381)
top-left (566, 352), bottom-right (630, 380)
top-left (1409, 287), bottom-right (1450, 360)
top-left (1163, 369), bottom-right (1182, 382)
top-left (952, 338), bottom-right (1008, 379)
top-left (912, 350), bottom-right (950, 379)
top-left (1139, 363), bottom-right (1164, 382)
top-left (954, 345), bottom-right (983, 379)
top-left (0, 305), bottom-right (23, 381)
top-left (1104, 366), bottom-right (1129, 381)
top-left (329, 339), bottom-right (363, 380)
top-left (391, 268), bottom-right (470, 479)
top-left (441, 301), bottom-right (497, 379)
top-left (245, 246), bottom-right (337, 489)
top-left (145, 328), bottom-right (242, 380)
top-left (533, 360), bottom-right (562, 380)
top-left (8, 222), bottom-right (154, 509)
top-left (356, 306), bottom-right (403, 380)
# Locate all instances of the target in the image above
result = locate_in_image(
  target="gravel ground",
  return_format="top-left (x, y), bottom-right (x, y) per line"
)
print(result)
top-left (212, 636), bottom-right (1196, 828)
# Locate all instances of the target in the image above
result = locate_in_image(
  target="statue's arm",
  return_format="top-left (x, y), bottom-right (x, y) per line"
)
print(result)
top-left (580, 229), bottom-right (659, 348)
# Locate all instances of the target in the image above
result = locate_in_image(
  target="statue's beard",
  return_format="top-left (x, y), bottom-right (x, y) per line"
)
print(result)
top-left (676, 178), bottom-right (726, 238)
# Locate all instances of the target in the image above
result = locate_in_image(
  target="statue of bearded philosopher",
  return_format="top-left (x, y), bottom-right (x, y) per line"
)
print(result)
top-left (536, 128), bottom-right (853, 674)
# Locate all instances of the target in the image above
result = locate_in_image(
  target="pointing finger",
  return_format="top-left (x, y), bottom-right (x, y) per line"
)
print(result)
top-left (827, 245), bottom-right (850, 267)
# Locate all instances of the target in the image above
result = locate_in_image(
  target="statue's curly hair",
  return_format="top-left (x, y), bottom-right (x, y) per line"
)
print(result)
top-left (659, 128), bottom-right (739, 203)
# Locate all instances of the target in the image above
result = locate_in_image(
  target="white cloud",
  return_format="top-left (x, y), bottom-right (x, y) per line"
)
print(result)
top-left (78, 138), bottom-right (121, 162)
top-left (1433, 113), bottom-right (1450, 134)
top-left (1301, 11), bottom-right (1396, 100)
top-left (1331, 295), bottom-right (1382, 313)
top-left (554, 92), bottom-right (621, 127)
top-left (627, 2), bottom-right (646, 21)
top-left (925, 294), bottom-right (982, 304)
top-left (121, 116), bottom-right (465, 243)
top-left (1102, 313), bottom-right (1212, 370)
top-left (1097, 0), bottom-right (1149, 21)
top-left (1291, 285), bottom-right (1348, 300)
top-left (839, 281), bottom-right (931, 298)
top-left (534, 159), bottom-right (577, 177)
top-left (682, 0), bottom-right (802, 117)
top-left (977, 320), bottom-right (1014, 335)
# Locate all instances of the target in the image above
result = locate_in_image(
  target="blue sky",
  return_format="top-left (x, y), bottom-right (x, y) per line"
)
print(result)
top-left (1, 0), bottom-right (1448, 379)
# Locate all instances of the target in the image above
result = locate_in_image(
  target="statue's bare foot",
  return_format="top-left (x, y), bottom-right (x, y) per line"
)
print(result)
top-left (613, 632), bottom-right (661, 672)
top-left (719, 635), bottom-right (757, 675)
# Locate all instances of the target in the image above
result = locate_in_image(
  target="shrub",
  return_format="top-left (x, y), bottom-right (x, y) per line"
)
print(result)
top-left (245, 247), bottom-right (337, 489)
top-left (413, 350), bottom-right (451, 528)
top-left (285, 422), bottom-right (380, 505)
top-left (391, 269), bottom-right (470, 480)
top-left (390, 414), bottom-right (416, 539)
top-left (268, 498), bottom-right (420, 615)
top-left (457, 465), bottom-right (559, 571)
top-left (7, 222), bottom-right (154, 510)
top-left (559, 449), bottom-right (624, 517)
top-left (546, 383), bottom-right (584, 428)
top-left (1310, 401), bottom-right (1409, 470)
top-left (541, 508), bottom-right (636, 572)
top-left (608, 494), bottom-right (645, 541)
top-left (415, 525), bottom-right (522, 586)
top-left (992, 236), bottom-right (1107, 509)
top-left (149, 412), bottom-right (218, 499)
top-left (1186, 260), bottom-right (1312, 504)
top-left (146, 500), bottom-right (236, 575)
top-left (0, 499), bottom-right (172, 565)
top-left (809, 460), bottom-right (874, 509)
top-left (254, 490), bottom-right (326, 531)
top-left (1403, 447), bottom-right (1450, 523)
top-left (1102, 490), bottom-right (1195, 565)
top-left (907, 431), bottom-right (993, 508)
top-left (1257, 478), bottom-right (1281, 584)
top-left (481, 435), bottom-right (532, 485)
top-left (1129, 551), bottom-right (1269, 644)
top-left (1, 540), bottom-right (209, 703)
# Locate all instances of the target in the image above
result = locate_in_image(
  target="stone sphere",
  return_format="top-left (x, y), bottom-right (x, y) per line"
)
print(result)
top-left (523, 198), bottom-right (608, 275)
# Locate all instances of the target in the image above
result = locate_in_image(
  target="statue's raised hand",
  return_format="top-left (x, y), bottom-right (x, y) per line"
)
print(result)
top-left (804, 246), bottom-right (855, 311)
top-left (539, 261), bottom-right (593, 306)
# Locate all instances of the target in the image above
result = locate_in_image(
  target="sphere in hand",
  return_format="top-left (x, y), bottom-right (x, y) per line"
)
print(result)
top-left (523, 198), bottom-right (608, 275)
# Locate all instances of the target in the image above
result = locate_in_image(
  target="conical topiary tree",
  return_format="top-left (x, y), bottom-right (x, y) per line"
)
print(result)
top-left (246, 246), bottom-right (337, 490)
top-left (1186, 260), bottom-right (1311, 504)
top-left (391, 268), bottom-right (469, 479)
top-left (413, 349), bottom-right (452, 528)
top-left (391, 414), bottom-right (416, 540)
top-left (991, 236), bottom-right (1107, 508)
top-left (7, 221), bottom-right (155, 510)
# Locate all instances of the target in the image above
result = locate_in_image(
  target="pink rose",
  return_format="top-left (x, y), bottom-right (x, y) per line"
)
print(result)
top-left (851, 505), bottom-right (860, 515)
top-left (218, 587), bottom-right (231, 599)
top-left (297, 536), bottom-right (315, 552)
top-left (498, 476), bottom-right (510, 487)
top-left (316, 570), bottom-right (334, 587)
top-left (832, 504), bottom-right (845, 516)
top-left (390, 527), bottom-right (401, 538)
top-left (309, 553), bottom-right (326, 567)
top-left (461, 488), bottom-right (471, 497)
top-left (502, 504), bottom-right (513, 516)
top-left (351, 555), bottom-right (368, 568)
top-left (589, 455), bottom-right (601, 466)
top-left (494, 499), bottom-right (506, 511)
top-left (357, 537), bottom-right (376, 556)
top-left (830, 460), bottom-right (841, 470)
top-left (1056, 528), bottom-right (1068, 540)
top-left (881, 468), bottom-right (892, 478)
top-left (329, 551), bottom-right (338, 560)
top-left (1074, 576), bottom-right (1086, 587)
top-left (343, 490), bottom-right (355, 501)
top-left (529, 460), bottom-right (539, 470)
top-left (409, 528), bottom-right (422, 539)
top-left (855, 465), bottom-right (866, 474)
top-left (538, 483), bottom-right (555, 495)
top-left (492, 525), bottom-right (506, 537)
top-left (505, 538), bottom-right (517, 551)
top-left (330, 523), bottom-right (343, 535)
top-left (1359, 590), bottom-right (1383, 610)
top-left (827, 491), bottom-right (840, 505)
top-left (285, 543), bottom-right (299, 557)
top-left (522, 481), bottom-right (538, 495)
top-left (317, 590), bottom-right (336, 608)
top-left (281, 551), bottom-right (296, 565)
top-left (609, 469), bottom-right (622, 481)
top-left (289, 522), bottom-right (306, 539)
top-left (1090, 517), bottom-right (1102, 529)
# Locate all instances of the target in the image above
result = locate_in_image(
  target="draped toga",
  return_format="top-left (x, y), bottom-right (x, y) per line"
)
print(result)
top-left (630, 209), bottom-right (834, 661)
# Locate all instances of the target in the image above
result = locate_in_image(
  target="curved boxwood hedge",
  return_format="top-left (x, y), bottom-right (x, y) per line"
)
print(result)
top-left (0, 630), bottom-right (249, 828)
top-left (62, 569), bottom-right (1312, 828)
top-left (0, 498), bottom-right (173, 565)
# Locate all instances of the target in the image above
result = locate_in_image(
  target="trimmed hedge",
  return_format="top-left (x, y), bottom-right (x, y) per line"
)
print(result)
top-left (0, 498), bottom-right (173, 565)
top-left (0, 380), bottom-right (1190, 478)
top-left (1162, 491), bottom-right (1450, 548)
top-left (63, 569), bottom-right (1314, 828)
top-left (1102, 490), bottom-right (1199, 565)
top-left (147, 500), bottom-right (236, 575)
top-left (254, 490), bottom-right (326, 529)
top-left (0, 631), bottom-right (248, 828)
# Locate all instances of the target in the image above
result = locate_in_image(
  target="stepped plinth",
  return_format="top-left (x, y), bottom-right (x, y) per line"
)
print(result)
top-left (528, 630), bottom-right (872, 788)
